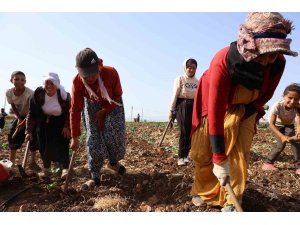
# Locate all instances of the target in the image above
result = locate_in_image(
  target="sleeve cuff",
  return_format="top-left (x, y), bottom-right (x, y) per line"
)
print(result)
top-left (209, 134), bottom-right (225, 154)
top-left (212, 153), bottom-right (227, 163)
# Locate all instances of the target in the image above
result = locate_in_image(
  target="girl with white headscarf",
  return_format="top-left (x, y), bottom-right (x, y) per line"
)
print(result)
top-left (169, 58), bottom-right (198, 166)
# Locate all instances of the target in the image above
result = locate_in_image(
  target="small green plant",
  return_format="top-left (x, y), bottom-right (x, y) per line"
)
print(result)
top-left (0, 143), bottom-right (9, 150)
top-left (47, 181), bottom-right (58, 190)
top-left (140, 132), bottom-right (155, 144)
top-left (164, 145), bottom-right (178, 153)
top-left (51, 167), bottom-right (61, 174)
top-left (127, 126), bottom-right (136, 133)
top-left (79, 130), bottom-right (87, 144)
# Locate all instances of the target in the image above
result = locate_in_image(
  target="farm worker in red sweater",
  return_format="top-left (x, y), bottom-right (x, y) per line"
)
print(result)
top-left (70, 48), bottom-right (126, 186)
top-left (190, 12), bottom-right (298, 212)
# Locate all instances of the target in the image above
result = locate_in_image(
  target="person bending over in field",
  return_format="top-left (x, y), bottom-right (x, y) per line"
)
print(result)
top-left (70, 48), bottom-right (126, 186)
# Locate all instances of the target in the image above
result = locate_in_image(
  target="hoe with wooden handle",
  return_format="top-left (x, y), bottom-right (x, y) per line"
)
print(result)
top-left (63, 150), bottom-right (76, 192)
top-left (17, 141), bottom-right (30, 178)
top-left (225, 181), bottom-right (244, 212)
top-left (22, 141), bottom-right (30, 169)
top-left (158, 119), bottom-right (173, 147)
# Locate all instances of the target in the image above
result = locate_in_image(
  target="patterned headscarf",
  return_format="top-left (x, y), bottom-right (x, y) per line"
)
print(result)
top-left (237, 12), bottom-right (298, 62)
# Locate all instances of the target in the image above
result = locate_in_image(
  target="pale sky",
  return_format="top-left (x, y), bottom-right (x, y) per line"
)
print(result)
top-left (1, 12), bottom-right (299, 121)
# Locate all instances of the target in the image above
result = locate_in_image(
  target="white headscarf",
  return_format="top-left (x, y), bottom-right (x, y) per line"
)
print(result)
top-left (182, 58), bottom-right (197, 78)
top-left (43, 72), bottom-right (68, 100)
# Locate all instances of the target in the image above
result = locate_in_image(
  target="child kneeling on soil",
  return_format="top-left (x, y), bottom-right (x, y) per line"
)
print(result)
top-left (70, 48), bottom-right (126, 186)
top-left (262, 83), bottom-right (300, 174)
top-left (25, 72), bottom-right (71, 179)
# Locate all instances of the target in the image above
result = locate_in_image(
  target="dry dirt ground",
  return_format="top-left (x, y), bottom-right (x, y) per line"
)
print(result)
top-left (0, 120), bottom-right (300, 212)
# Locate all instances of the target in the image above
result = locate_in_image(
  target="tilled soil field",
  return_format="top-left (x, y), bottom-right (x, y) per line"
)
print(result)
top-left (0, 121), bottom-right (300, 212)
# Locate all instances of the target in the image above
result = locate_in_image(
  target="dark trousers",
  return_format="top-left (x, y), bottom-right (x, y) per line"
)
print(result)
top-left (266, 124), bottom-right (300, 168)
top-left (8, 118), bottom-right (38, 151)
top-left (176, 98), bottom-right (194, 158)
top-left (0, 117), bottom-right (5, 129)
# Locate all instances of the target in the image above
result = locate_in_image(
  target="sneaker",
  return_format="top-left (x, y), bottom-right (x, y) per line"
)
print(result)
top-left (183, 157), bottom-right (191, 163)
top-left (296, 168), bottom-right (300, 175)
top-left (192, 196), bottom-right (204, 206)
top-left (221, 204), bottom-right (236, 212)
top-left (38, 169), bottom-right (51, 178)
top-left (177, 158), bottom-right (185, 166)
top-left (61, 169), bottom-right (68, 180)
top-left (28, 162), bottom-right (41, 172)
top-left (107, 162), bottom-right (126, 175)
top-left (262, 163), bottom-right (278, 171)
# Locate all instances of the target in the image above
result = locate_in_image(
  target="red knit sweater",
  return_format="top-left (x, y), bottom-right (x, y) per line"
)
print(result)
top-left (70, 66), bottom-right (123, 138)
top-left (192, 46), bottom-right (285, 163)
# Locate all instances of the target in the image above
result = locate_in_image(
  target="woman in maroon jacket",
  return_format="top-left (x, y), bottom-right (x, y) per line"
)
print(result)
top-left (190, 12), bottom-right (298, 212)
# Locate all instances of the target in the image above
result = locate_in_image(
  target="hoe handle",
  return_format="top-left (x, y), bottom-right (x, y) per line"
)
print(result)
top-left (158, 119), bottom-right (172, 147)
top-left (63, 150), bottom-right (76, 192)
top-left (22, 141), bottom-right (30, 169)
top-left (225, 182), bottom-right (244, 212)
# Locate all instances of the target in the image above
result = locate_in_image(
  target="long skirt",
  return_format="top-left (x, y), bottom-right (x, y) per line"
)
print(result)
top-left (83, 98), bottom-right (126, 179)
top-left (38, 115), bottom-right (70, 169)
